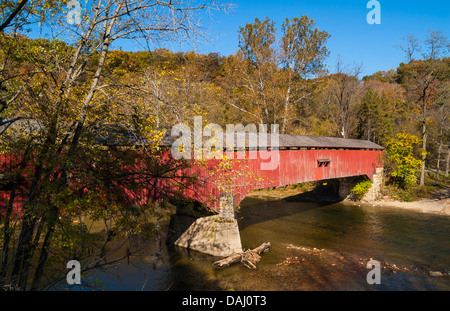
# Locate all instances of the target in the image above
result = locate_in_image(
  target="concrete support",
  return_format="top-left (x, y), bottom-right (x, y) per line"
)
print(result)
top-left (362, 167), bottom-right (383, 202)
top-left (167, 194), bottom-right (243, 257)
top-left (218, 194), bottom-right (235, 220)
top-left (172, 216), bottom-right (243, 257)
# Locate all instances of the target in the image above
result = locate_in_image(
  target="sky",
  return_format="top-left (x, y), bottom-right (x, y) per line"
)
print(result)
top-left (29, 0), bottom-right (450, 78)
top-left (154, 0), bottom-right (450, 78)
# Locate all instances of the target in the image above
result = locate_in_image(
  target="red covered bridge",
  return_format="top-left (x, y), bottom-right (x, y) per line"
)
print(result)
top-left (0, 131), bottom-right (384, 215)
top-left (162, 132), bottom-right (384, 256)
top-left (1, 119), bottom-right (384, 217)
top-left (1, 121), bottom-right (385, 256)
top-left (162, 133), bottom-right (384, 214)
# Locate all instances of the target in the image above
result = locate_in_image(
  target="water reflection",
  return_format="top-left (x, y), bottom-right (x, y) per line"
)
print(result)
top-left (240, 197), bottom-right (450, 272)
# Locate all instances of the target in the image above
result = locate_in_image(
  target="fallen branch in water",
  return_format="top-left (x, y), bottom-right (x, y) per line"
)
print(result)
top-left (212, 242), bottom-right (271, 269)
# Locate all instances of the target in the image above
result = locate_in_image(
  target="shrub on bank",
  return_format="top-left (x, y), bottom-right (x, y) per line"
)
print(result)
top-left (350, 180), bottom-right (373, 200)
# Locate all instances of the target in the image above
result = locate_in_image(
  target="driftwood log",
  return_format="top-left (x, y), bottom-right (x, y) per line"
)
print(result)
top-left (212, 242), bottom-right (271, 269)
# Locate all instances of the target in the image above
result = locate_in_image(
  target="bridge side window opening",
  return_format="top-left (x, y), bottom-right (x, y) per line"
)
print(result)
top-left (318, 159), bottom-right (331, 167)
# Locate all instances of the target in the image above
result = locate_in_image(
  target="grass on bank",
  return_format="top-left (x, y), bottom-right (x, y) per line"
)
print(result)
top-left (383, 171), bottom-right (449, 202)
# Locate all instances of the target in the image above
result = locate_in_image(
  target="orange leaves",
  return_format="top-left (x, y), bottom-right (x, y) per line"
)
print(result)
top-left (277, 256), bottom-right (302, 267)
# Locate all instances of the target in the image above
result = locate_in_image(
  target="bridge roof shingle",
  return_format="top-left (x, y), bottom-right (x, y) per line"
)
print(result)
top-left (162, 131), bottom-right (384, 150)
top-left (1, 119), bottom-right (384, 150)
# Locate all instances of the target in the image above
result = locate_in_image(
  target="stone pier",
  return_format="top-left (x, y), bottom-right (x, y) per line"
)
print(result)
top-left (166, 195), bottom-right (243, 257)
top-left (362, 168), bottom-right (384, 201)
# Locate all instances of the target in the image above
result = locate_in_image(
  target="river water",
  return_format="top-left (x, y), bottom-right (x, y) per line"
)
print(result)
top-left (59, 196), bottom-right (450, 291)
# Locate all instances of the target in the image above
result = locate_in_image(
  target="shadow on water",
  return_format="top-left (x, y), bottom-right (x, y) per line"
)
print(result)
top-left (233, 193), bottom-right (450, 290)
top-left (237, 185), bottom-right (343, 232)
top-left (154, 245), bottom-right (222, 291)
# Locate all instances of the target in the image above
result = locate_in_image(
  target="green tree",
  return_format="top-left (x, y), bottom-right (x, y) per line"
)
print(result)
top-left (226, 16), bottom-right (330, 132)
top-left (386, 133), bottom-right (423, 187)
top-left (357, 88), bottom-right (393, 146)
top-left (357, 88), bottom-right (379, 141)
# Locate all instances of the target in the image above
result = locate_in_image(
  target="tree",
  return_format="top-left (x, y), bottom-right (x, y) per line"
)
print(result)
top-left (398, 59), bottom-right (447, 185)
top-left (225, 16), bottom-right (330, 133)
top-left (237, 17), bottom-right (278, 125)
top-left (386, 133), bottom-right (423, 187)
top-left (325, 59), bottom-right (363, 138)
top-left (422, 30), bottom-right (449, 61)
top-left (0, 0), bottom-right (66, 33)
top-left (356, 85), bottom-right (395, 146)
top-left (1, 0), bottom-right (229, 290)
top-left (430, 80), bottom-right (450, 184)
top-left (0, 0), bottom-right (28, 32)
top-left (357, 88), bottom-right (379, 142)
top-left (397, 30), bottom-right (449, 185)
top-left (279, 16), bottom-right (330, 132)
top-left (398, 33), bottom-right (420, 62)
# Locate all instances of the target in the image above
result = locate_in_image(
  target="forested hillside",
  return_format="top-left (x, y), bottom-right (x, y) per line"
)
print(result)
top-left (3, 20), bottom-right (448, 176)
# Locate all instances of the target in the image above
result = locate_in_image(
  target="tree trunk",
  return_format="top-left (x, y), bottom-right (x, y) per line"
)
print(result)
top-left (12, 216), bottom-right (38, 290)
top-left (436, 145), bottom-right (441, 185)
top-left (11, 118), bottom-right (59, 289)
top-left (0, 0), bottom-right (28, 32)
top-left (69, 1), bottom-right (120, 153)
top-left (445, 147), bottom-right (449, 177)
top-left (212, 242), bottom-right (271, 269)
top-left (0, 187), bottom-right (17, 278)
top-left (282, 84), bottom-right (292, 134)
top-left (0, 142), bottom-right (31, 277)
top-left (436, 128), bottom-right (442, 185)
top-left (31, 213), bottom-right (56, 291)
top-left (419, 117), bottom-right (427, 186)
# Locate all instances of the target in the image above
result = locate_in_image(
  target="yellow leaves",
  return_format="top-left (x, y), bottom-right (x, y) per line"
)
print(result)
top-left (386, 133), bottom-right (423, 185)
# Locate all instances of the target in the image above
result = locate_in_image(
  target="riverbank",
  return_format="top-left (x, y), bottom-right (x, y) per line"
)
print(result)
top-left (359, 188), bottom-right (450, 216)
top-left (232, 193), bottom-right (450, 291)
top-left (247, 184), bottom-right (450, 216)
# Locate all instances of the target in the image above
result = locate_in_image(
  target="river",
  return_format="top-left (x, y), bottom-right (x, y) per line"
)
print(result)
top-left (56, 196), bottom-right (450, 291)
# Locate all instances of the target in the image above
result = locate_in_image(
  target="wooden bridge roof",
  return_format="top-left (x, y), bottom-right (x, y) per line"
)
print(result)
top-left (275, 134), bottom-right (384, 150)
top-left (1, 119), bottom-right (384, 150)
top-left (161, 131), bottom-right (384, 150)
